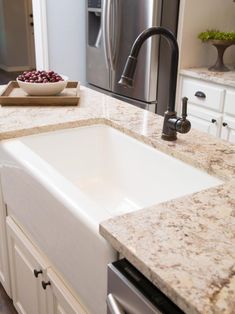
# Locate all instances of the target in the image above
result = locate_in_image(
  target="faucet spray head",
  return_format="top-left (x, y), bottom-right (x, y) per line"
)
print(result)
top-left (118, 56), bottom-right (138, 88)
top-left (118, 76), bottom-right (133, 88)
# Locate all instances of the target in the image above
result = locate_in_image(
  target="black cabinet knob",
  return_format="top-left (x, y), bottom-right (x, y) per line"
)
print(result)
top-left (195, 91), bottom-right (206, 99)
top-left (34, 269), bottom-right (43, 278)
top-left (222, 122), bottom-right (228, 127)
top-left (41, 281), bottom-right (51, 290)
top-left (211, 119), bottom-right (216, 123)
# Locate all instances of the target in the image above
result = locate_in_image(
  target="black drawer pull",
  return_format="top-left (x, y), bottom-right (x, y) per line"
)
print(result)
top-left (195, 91), bottom-right (206, 99)
top-left (41, 281), bottom-right (51, 290)
top-left (222, 122), bottom-right (228, 127)
top-left (211, 119), bottom-right (216, 123)
top-left (34, 269), bottom-right (43, 278)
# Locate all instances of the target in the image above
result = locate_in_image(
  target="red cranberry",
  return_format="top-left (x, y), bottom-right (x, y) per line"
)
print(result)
top-left (17, 70), bottom-right (64, 83)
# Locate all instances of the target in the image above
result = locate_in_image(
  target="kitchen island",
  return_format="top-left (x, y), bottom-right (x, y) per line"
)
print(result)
top-left (0, 85), bottom-right (234, 314)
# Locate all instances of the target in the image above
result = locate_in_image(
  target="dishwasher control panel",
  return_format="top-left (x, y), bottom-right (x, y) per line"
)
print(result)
top-left (107, 259), bottom-right (185, 314)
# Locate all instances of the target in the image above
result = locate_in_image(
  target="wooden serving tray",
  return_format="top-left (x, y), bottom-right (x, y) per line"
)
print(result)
top-left (0, 81), bottom-right (80, 106)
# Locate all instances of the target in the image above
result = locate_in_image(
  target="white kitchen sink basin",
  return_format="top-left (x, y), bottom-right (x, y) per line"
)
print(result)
top-left (12, 124), bottom-right (221, 218)
top-left (0, 124), bottom-right (222, 314)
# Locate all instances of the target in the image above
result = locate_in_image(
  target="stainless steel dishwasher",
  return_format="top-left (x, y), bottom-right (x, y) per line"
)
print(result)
top-left (107, 259), bottom-right (185, 314)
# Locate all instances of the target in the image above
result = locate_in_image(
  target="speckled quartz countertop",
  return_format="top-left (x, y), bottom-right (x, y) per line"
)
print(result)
top-left (0, 85), bottom-right (235, 314)
top-left (180, 67), bottom-right (235, 88)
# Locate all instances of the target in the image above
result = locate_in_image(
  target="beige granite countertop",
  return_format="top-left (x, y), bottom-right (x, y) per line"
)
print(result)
top-left (0, 85), bottom-right (235, 314)
top-left (180, 67), bottom-right (235, 88)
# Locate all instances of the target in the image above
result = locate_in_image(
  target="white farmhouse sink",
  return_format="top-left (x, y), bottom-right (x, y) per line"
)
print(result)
top-left (0, 124), bottom-right (222, 314)
top-left (10, 124), bottom-right (222, 217)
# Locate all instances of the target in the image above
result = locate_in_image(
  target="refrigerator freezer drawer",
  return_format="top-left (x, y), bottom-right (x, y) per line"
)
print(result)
top-left (111, 92), bottom-right (156, 112)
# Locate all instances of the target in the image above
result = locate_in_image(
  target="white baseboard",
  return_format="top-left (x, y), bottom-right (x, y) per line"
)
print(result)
top-left (0, 64), bottom-right (33, 72)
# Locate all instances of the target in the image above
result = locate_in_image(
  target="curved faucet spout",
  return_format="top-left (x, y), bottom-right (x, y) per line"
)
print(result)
top-left (118, 27), bottom-right (179, 113)
top-left (119, 26), bottom-right (190, 141)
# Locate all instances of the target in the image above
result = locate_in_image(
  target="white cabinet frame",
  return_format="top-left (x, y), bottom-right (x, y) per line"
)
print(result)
top-left (0, 179), bottom-right (11, 297)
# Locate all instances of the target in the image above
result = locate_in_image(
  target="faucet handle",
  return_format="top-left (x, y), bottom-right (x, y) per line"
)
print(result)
top-left (174, 97), bottom-right (191, 134)
top-left (181, 97), bottom-right (188, 120)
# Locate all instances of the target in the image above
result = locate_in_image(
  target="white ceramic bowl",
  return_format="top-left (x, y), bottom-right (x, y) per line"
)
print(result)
top-left (17, 75), bottom-right (68, 96)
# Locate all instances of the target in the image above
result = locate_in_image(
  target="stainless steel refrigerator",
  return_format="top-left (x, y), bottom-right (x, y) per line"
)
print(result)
top-left (86, 0), bottom-right (180, 114)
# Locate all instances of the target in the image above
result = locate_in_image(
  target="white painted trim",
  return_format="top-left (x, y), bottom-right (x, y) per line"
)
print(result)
top-left (32, 0), bottom-right (49, 70)
top-left (177, 0), bottom-right (186, 70)
top-left (175, 0), bottom-right (186, 113)
top-left (0, 64), bottom-right (32, 72)
top-left (0, 179), bottom-right (11, 298)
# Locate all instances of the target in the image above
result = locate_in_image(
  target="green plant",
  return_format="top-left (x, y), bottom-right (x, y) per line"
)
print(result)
top-left (198, 30), bottom-right (235, 42)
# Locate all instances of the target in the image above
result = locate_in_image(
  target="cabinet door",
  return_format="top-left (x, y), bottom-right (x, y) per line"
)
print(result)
top-left (220, 115), bottom-right (235, 143)
top-left (46, 268), bottom-right (87, 314)
top-left (187, 104), bottom-right (222, 137)
top-left (224, 89), bottom-right (235, 117)
top-left (6, 217), bottom-right (49, 314)
top-left (0, 181), bottom-right (11, 297)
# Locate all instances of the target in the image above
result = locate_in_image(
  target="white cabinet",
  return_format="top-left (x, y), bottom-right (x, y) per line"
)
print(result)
top-left (181, 77), bottom-right (225, 112)
top-left (0, 179), bottom-right (11, 297)
top-left (46, 268), bottom-right (86, 314)
top-left (221, 115), bottom-right (235, 143)
top-left (6, 216), bottom-right (49, 314)
top-left (180, 76), bottom-right (235, 143)
top-left (6, 216), bottom-right (86, 314)
top-left (187, 104), bottom-right (222, 137)
top-left (222, 89), bottom-right (235, 142)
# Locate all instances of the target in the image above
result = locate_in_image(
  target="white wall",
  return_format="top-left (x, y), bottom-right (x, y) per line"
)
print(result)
top-left (46, 0), bottom-right (86, 83)
top-left (178, 0), bottom-right (235, 69)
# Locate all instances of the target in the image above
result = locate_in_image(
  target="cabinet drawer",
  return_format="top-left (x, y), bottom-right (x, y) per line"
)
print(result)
top-left (224, 90), bottom-right (235, 116)
top-left (188, 104), bottom-right (222, 137)
top-left (182, 77), bottom-right (225, 112)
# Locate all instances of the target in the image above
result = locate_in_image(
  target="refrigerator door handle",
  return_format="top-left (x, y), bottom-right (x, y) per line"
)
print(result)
top-left (102, 0), bottom-right (110, 69)
top-left (106, 0), bottom-right (114, 70)
top-left (111, 0), bottom-right (120, 67)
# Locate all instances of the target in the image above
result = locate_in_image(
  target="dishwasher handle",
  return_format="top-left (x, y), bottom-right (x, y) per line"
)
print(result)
top-left (107, 293), bottom-right (126, 314)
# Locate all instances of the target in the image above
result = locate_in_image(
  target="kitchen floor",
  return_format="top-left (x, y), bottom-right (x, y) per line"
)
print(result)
top-left (0, 69), bottom-right (22, 85)
top-left (0, 284), bottom-right (17, 314)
